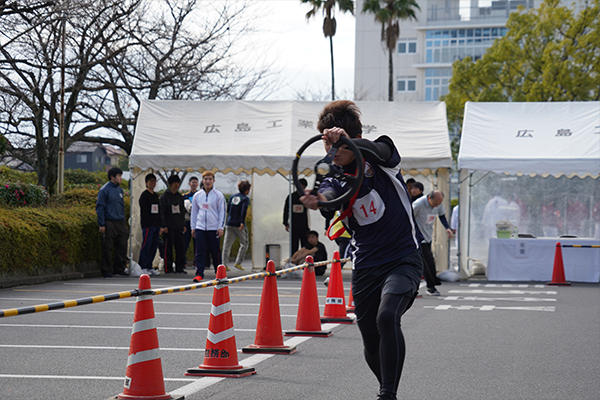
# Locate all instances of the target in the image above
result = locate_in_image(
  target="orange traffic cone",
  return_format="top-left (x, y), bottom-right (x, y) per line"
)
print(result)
top-left (118, 275), bottom-right (172, 400)
top-left (321, 251), bottom-right (355, 324)
top-left (284, 256), bottom-right (333, 337)
top-left (186, 265), bottom-right (256, 378)
top-left (548, 242), bottom-right (571, 286)
top-left (242, 260), bottom-right (296, 354)
top-left (346, 283), bottom-right (355, 314)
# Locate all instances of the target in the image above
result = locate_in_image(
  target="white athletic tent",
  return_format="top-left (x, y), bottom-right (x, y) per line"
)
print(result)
top-left (457, 101), bottom-right (600, 276)
top-left (129, 100), bottom-right (452, 270)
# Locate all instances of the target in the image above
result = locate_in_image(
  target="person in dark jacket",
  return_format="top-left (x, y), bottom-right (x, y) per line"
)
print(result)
top-left (222, 180), bottom-right (251, 271)
top-left (183, 176), bottom-right (200, 264)
top-left (159, 174), bottom-right (187, 274)
top-left (138, 173), bottom-right (160, 275)
top-left (96, 167), bottom-right (128, 278)
top-left (283, 178), bottom-right (310, 254)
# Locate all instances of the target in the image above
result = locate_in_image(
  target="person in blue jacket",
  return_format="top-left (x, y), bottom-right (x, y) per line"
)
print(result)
top-left (221, 180), bottom-right (251, 271)
top-left (300, 100), bottom-right (423, 400)
top-left (96, 167), bottom-right (129, 278)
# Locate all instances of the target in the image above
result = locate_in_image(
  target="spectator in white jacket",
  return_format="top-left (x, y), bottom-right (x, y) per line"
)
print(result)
top-left (190, 171), bottom-right (226, 281)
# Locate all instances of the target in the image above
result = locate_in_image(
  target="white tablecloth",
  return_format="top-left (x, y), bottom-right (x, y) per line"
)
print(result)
top-left (487, 238), bottom-right (600, 282)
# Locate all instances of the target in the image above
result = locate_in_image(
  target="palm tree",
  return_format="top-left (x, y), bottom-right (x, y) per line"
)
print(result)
top-left (362, 0), bottom-right (420, 101)
top-left (301, 0), bottom-right (354, 100)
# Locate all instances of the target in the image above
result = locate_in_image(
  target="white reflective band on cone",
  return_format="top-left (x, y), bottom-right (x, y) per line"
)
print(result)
top-left (207, 327), bottom-right (235, 344)
top-left (136, 295), bottom-right (152, 302)
top-left (126, 348), bottom-right (160, 367)
top-left (326, 297), bottom-right (344, 305)
top-left (131, 318), bottom-right (155, 334)
top-left (211, 302), bottom-right (231, 317)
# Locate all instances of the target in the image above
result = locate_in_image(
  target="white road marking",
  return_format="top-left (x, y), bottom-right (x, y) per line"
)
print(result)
top-left (463, 283), bottom-right (546, 288)
top-left (0, 323), bottom-right (256, 332)
top-left (0, 374), bottom-right (195, 382)
top-left (448, 290), bottom-right (557, 295)
top-left (61, 282), bottom-right (323, 291)
top-left (168, 330), bottom-right (329, 399)
top-left (442, 296), bottom-right (556, 302)
top-left (425, 305), bottom-right (555, 312)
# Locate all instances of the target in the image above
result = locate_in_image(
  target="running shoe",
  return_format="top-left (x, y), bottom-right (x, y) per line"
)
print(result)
top-left (233, 263), bottom-right (244, 271)
top-left (192, 275), bottom-right (202, 282)
top-left (323, 277), bottom-right (329, 287)
top-left (426, 288), bottom-right (441, 296)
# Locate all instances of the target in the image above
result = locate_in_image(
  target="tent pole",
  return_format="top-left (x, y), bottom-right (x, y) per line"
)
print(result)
top-left (288, 174), bottom-right (293, 259)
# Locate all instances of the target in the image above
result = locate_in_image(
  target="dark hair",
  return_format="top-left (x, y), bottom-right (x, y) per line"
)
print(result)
top-left (406, 178), bottom-right (416, 184)
top-left (299, 178), bottom-right (308, 187)
top-left (414, 182), bottom-right (424, 192)
top-left (167, 174), bottom-right (181, 185)
top-left (188, 176), bottom-right (198, 182)
top-left (307, 230), bottom-right (319, 238)
top-left (108, 167), bottom-right (123, 180)
top-left (317, 100), bottom-right (362, 138)
top-left (238, 180), bottom-right (251, 193)
top-left (145, 173), bottom-right (157, 183)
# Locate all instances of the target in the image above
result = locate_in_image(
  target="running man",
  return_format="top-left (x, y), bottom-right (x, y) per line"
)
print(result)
top-left (300, 100), bottom-right (423, 400)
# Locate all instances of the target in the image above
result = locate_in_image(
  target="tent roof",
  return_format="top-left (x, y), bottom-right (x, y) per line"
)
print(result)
top-left (458, 101), bottom-right (600, 177)
top-left (130, 100), bottom-right (451, 174)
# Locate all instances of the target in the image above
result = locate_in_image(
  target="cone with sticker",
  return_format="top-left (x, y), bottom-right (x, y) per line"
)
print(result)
top-left (285, 255), bottom-right (333, 337)
top-left (321, 251), bottom-right (355, 324)
top-left (242, 260), bottom-right (296, 354)
top-left (346, 283), bottom-right (355, 314)
top-left (548, 242), bottom-right (571, 286)
top-left (186, 265), bottom-right (256, 378)
top-left (118, 275), bottom-right (172, 400)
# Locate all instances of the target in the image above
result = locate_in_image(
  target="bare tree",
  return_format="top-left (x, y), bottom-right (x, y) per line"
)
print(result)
top-left (0, 0), bottom-right (269, 192)
top-left (75, 0), bottom-right (269, 153)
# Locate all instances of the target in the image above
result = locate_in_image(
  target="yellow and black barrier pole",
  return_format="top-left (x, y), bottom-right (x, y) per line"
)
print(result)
top-left (0, 257), bottom-right (350, 318)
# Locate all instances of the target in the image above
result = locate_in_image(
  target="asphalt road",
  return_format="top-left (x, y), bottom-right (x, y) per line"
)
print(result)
top-left (0, 270), bottom-right (598, 400)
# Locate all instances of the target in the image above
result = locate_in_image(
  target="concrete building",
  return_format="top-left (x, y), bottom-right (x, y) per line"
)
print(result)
top-left (354, 0), bottom-right (584, 102)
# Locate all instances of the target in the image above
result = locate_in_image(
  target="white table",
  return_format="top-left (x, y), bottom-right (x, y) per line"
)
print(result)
top-left (487, 238), bottom-right (600, 282)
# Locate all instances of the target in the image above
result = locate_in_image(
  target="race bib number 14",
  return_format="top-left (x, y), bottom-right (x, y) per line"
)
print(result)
top-left (352, 190), bottom-right (385, 226)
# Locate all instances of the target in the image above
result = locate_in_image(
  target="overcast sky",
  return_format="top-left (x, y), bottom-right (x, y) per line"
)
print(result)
top-left (243, 0), bottom-right (356, 100)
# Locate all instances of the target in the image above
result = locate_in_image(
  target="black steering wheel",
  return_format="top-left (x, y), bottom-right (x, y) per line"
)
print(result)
top-left (292, 134), bottom-right (364, 208)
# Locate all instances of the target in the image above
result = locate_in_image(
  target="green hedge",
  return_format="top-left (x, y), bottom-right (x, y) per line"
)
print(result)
top-left (0, 206), bottom-right (101, 275)
top-left (0, 166), bottom-right (37, 185)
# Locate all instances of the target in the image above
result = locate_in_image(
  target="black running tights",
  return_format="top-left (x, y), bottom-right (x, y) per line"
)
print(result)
top-left (356, 293), bottom-right (413, 398)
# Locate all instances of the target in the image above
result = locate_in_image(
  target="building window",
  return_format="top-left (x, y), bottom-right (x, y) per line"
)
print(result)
top-left (76, 154), bottom-right (88, 163)
top-left (425, 27), bottom-right (507, 64)
top-left (397, 77), bottom-right (417, 92)
top-left (398, 39), bottom-right (417, 54)
top-left (424, 68), bottom-right (452, 101)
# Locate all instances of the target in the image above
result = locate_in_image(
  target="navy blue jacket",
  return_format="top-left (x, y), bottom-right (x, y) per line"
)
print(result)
top-left (96, 181), bottom-right (125, 226)
top-left (226, 193), bottom-right (250, 227)
top-left (319, 135), bottom-right (420, 269)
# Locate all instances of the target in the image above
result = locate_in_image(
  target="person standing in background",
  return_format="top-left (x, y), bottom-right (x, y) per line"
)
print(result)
top-left (283, 178), bottom-right (310, 254)
top-left (222, 180), bottom-right (251, 271)
top-left (160, 175), bottom-right (187, 274)
top-left (191, 171), bottom-right (226, 281)
top-left (183, 176), bottom-right (200, 264)
top-left (96, 167), bottom-right (129, 278)
top-left (138, 173), bottom-right (160, 275)
top-left (412, 191), bottom-right (453, 295)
